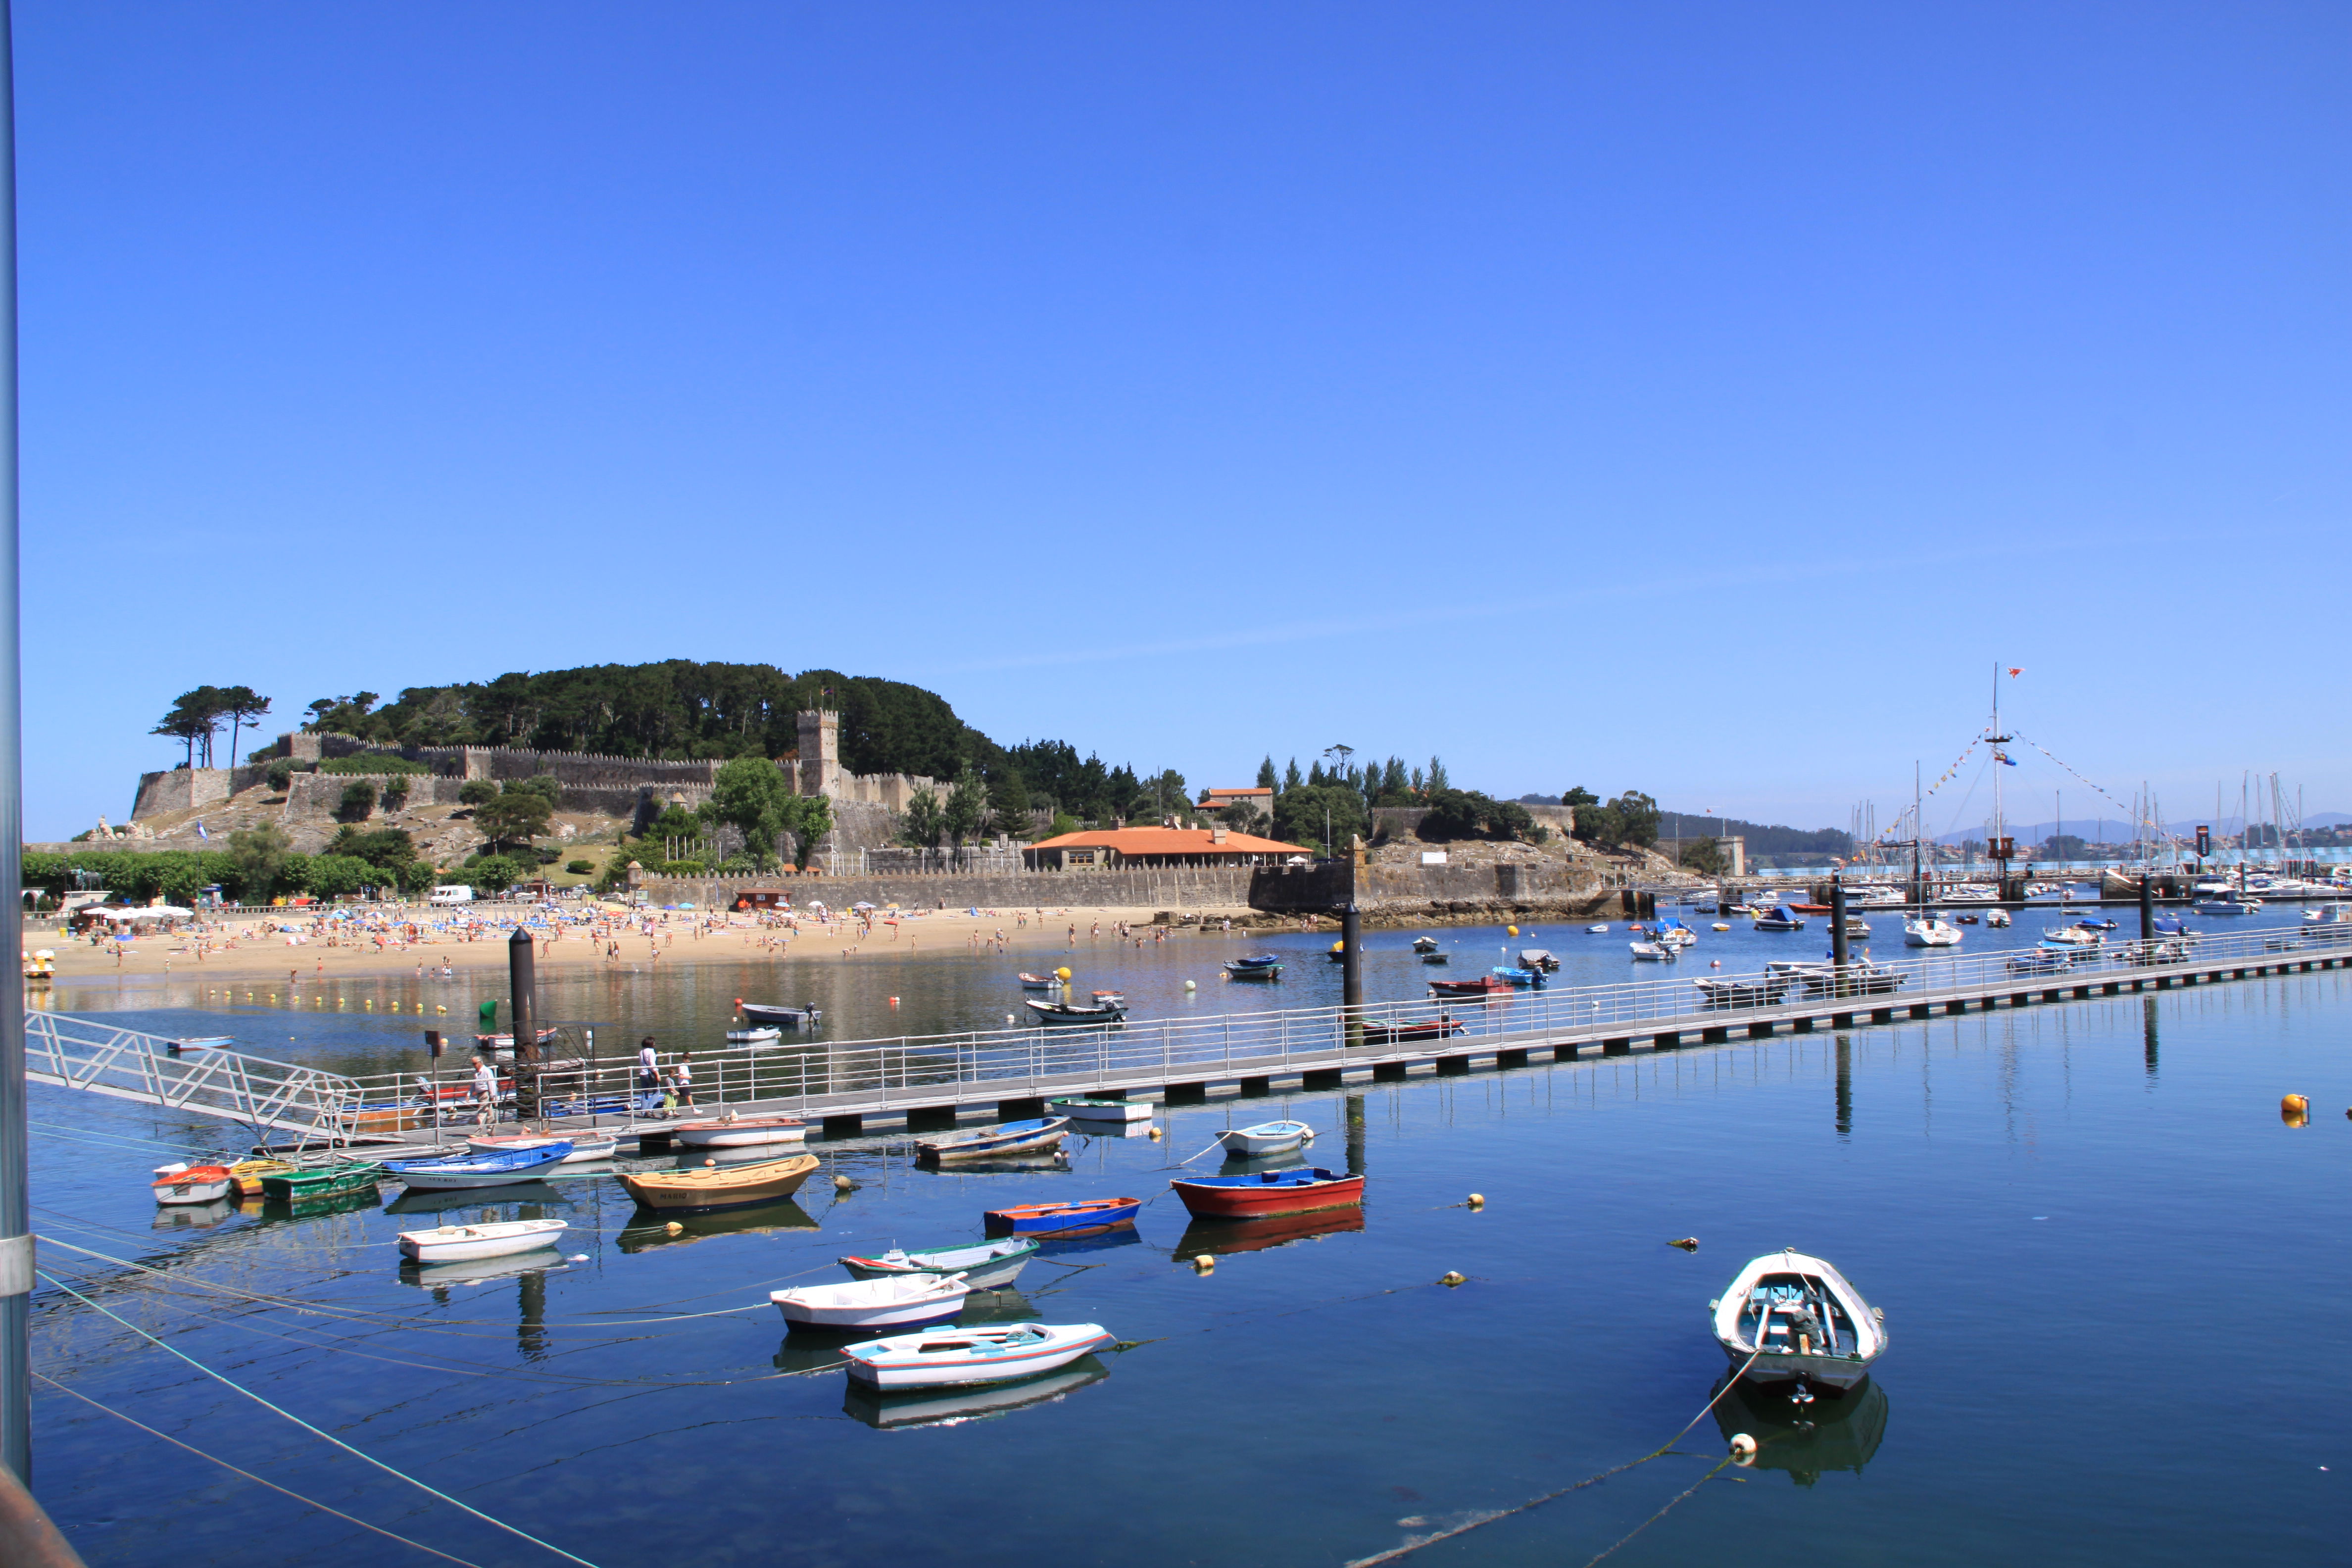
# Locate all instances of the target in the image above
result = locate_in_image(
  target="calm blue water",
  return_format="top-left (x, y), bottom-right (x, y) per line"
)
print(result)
top-left (24, 946), bottom-right (2352, 1566)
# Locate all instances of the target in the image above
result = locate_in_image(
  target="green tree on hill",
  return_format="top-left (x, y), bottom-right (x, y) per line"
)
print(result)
top-left (474, 788), bottom-right (553, 852)
top-left (900, 787), bottom-right (944, 852)
top-left (1256, 756), bottom-right (1277, 790)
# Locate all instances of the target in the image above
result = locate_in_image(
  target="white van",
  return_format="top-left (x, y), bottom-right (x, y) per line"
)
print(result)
top-left (430, 885), bottom-right (475, 905)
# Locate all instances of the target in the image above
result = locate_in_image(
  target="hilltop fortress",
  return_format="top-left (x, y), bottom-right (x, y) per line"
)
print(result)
top-left (127, 709), bottom-right (934, 849)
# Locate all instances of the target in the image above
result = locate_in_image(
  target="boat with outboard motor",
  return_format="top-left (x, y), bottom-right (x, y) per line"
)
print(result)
top-left (1024, 998), bottom-right (1127, 1025)
top-left (1903, 916), bottom-right (1962, 947)
top-left (1754, 905), bottom-right (1808, 932)
top-left (1712, 1247), bottom-right (1887, 1397)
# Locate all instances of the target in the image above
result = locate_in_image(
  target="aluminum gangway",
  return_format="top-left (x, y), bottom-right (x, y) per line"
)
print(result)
top-left (23, 1012), bottom-right (372, 1145)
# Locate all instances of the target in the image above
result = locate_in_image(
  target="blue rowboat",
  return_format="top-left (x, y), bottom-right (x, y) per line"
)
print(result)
top-left (917, 1117), bottom-right (1071, 1164)
top-left (982, 1196), bottom-right (1142, 1235)
top-left (383, 1142), bottom-right (572, 1191)
top-left (1224, 955), bottom-right (1283, 979)
top-left (1490, 966), bottom-right (1542, 986)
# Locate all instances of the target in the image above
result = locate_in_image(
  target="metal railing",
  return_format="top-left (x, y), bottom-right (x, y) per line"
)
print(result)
top-left (27, 916), bottom-right (2352, 1135)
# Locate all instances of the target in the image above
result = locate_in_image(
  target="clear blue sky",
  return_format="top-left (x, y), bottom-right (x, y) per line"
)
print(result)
top-left (18, 3), bottom-right (2349, 842)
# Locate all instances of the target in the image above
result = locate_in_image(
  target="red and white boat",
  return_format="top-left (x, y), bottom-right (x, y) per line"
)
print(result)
top-left (151, 1162), bottom-right (234, 1205)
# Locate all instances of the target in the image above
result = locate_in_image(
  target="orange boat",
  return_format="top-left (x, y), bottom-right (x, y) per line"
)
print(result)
top-left (618, 1153), bottom-right (820, 1215)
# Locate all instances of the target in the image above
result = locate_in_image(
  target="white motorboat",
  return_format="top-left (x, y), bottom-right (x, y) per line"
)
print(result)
top-left (1985, 909), bottom-right (2012, 928)
top-left (1215, 1120), bottom-right (1314, 1158)
top-left (468, 1131), bottom-right (619, 1163)
top-left (1047, 1097), bottom-right (1154, 1124)
top-left (842, 1322), bottom-right (1115, 1389)
top-left (1586, 924), bottom-right (1610, 934)
top-left (672, 1114), bottom-right (808, 1148)
top-left (1941, 884), bottom-right (1998, 903)
top-left (2040, 925), bottom-right (2102, 947)
top-left (1712, 1248), bottom-right (1887, 1394)
top-left (1753, 906), bottom-right (1808, 932)
top-left (771, 1272), bottom-right (972, 1331)
top-left (2193, 896), bottom-right (2260, 917)
top-left (1411, 935), bottom-right (1441, 953)
top-left (1629, 940), bottom-right (1676, 962)
top-left (1902, 916), bottom-right (1962, 948)
top-left (725, 1026), bottom-right (783, 1045)
top-left (397, 1217), bottom-right (569, 1264)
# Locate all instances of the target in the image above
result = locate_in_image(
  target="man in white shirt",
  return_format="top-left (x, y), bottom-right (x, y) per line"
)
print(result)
top-left (472, 1053), bottom-right (498, 1127)
top-left (637, 1037), bottom-right (663, 1117)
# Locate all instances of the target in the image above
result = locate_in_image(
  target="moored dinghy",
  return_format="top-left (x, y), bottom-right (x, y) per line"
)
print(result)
top-left (384, 1142), bottom-right (572, 1191)
top-left (397, 1217), bottom-right (568, 1264)
top-left (151, 1162), bottom-right (234, 1205)
top-left (918, 1117), bottom-right (1071, 1164)
top-left (840, 1237), bottom-right (1038, 1291)
top-left (672, 1113), bottom-right (808, 1148)
top-left (619, 1153), bottom-right (820, 1214)
top-left (1047, 1096), bottom-right (1153, 1125)
top-left (1712, 1248), bottom-right (1888, 1397)
top-left (1214, 1120), bottom-right (1314, 1158)
top-left (1411, 935), bottom-right (1440, 953)
top-left (771, 1272), bottom-right (972, 1331)
top-left (842, 1322), bottom-right (1115, 1389)
top-left (982, 1196), bottom-right (1141, 1235)
top-left (1024, 998), bottom-right (1128, 1025)
top-left (1171, 1167), bottom-right (1365, 1219)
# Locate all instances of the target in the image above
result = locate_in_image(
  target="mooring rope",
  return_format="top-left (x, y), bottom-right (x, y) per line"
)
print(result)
top-left (35, 1372), bottom-right (489, 1568)
top-left (38, 1271), bottom-right (609, 1568)
top-left (1341, 1349), bottom-right (1763, 1568)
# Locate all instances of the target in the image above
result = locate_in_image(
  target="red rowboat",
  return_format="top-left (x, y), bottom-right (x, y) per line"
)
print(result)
top-left (1427, 976), bottom-right (1511, 998)
top-left (1170, 1167), bottom-right (1366, 1220)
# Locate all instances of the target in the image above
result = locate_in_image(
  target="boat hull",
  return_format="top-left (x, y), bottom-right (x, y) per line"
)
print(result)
top-left (843, 1324), bottom-right (1114, 1389)
top-left (1716, 1342), bottom-right (1876, 1391)
top-left (920, 1118), bottom-right (1070, 1163)
top-left (261, 1163), bottom-right (383, 1201)
top-left (772, 1278), bottom-right (972, 1331)
top-left (983, 1198), bottom-right (1141, 1235)
top-left (672, 1119), bottom-right (808, 1148)
top-left (1048, 1098), bottom-right (1153, 1124)
top-left (153, 1175), bottom-right (232, 1205)
top-left (1214, 1123), bottom-right (1312, 1158)
top-left (398, 1218), bottom-right (568, 1263)
top-left (1171, 1169), bottom-right (1365, 1219)
top-left (386, 1144), bottom-right (573, 1190)
top-left (620, 1153), bottom-right (820, 1214)
top-left (841, 1239), bottom-right (1037, 1291)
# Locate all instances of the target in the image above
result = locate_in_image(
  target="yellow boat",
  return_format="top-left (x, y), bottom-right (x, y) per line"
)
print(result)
top-left (226, 1157), bottom-right (299, 1198)
top-left (617, 1153), bottom-right (820, 1215)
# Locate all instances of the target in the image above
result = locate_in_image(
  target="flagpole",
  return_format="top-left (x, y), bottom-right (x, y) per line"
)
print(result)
top-left (0, 0), bottom-right (30, 1483)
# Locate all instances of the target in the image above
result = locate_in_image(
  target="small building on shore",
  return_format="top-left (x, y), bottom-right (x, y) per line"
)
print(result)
top-left (1024, 824), bottom-right (1313, 871)
top-left (1198, 786), bottom-right (1275, 818)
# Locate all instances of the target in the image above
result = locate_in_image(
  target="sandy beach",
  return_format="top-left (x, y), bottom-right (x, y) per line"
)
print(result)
top-left (29, 898), bottom-right (1287, 985)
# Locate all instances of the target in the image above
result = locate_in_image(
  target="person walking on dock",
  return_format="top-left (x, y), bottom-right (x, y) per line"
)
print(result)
top-left (472, 1052), bottom-right (498, 1127)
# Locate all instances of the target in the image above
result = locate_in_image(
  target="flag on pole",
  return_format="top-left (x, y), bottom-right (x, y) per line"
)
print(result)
top-left (2007, 667), bottom-right (2022, 677)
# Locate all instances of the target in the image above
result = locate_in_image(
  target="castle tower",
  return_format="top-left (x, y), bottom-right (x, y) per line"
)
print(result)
top-left (795, 709), bottom-right (840, 797)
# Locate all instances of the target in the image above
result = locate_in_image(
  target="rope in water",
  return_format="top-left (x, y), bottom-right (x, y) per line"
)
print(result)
top-left (1576, 1455), bottom-right (1737, 1568)
top-left (38, 1271), bottom-right (608, 1567)
top-left (1341, 1349), bottom-right (1764, 1568)
top-left (34, 1372), bottom-right (489, 1568)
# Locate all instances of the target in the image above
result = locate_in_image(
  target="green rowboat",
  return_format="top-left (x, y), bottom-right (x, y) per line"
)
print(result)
top-left (261, 1162), bottom-right (385, 1201)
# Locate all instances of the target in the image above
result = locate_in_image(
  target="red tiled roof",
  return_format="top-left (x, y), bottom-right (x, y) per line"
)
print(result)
top-left (1030, 826), bottom-right (1311, 855)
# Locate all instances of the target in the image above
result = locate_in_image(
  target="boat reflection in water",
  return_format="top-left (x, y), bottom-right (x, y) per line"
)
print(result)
top-left (931, 1153), bottom-right (1068, 1177)
top-left (151, 1198), bottom-right (235, 1230)
top-left (263, 1187), bottom-right (381, 1224)
top-left (679, 1141), bottom-right (806, 1169)
top-left (1031, 1223), bottom-right (1142, 1258)
top-left (1173, 1206), bottom-right (1364, 1259)
top-left (384, 1181), bottom-right (569, 1217)
top-left (397, 1249), bottom-right (571, 1292)
top-left (842, 1356), bottom-right (1111, 1431)
top-left (1713, 1374), bottom-right (1889, 1486)
top-left (1214, 1150), bottom-right (1311, 1178)
top-left (1070, 1120), bottom-right (1157, 1142)
top-left (617, 1196), bottom-right (819, 1253)
top-left (953, 1288), bottom-right (1038, 1325)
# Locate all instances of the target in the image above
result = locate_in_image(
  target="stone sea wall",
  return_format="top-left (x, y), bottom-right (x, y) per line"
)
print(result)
top-left (637, 866), bottom-right (1259, 913)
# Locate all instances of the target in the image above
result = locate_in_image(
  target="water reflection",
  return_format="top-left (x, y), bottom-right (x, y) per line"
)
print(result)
top-left (1713, 1374), bottom-right (1889, 1486)
top-left (149, 1199), bottom-right (234, 1230)
top-left (1031, 1224), bottom-right (1142, 1258)
top-left (383, 1181), bottom-right (571, 1216)
top-left (1836, 1035), bottom-right (1854, 1140)
top-left (1173, 1208), bottom-right (1364, 1258)
top-left (2144, 998), bottom-right (2161, 1081)
top-left (841, 1356), bottom-right (1111, 1431)
top-left (395, 1249), bottom-right (568, 1293)
top-left (615, 1196), bottom-right (820, 1252)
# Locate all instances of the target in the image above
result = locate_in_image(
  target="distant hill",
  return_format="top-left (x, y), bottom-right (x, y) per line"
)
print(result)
top-left (1931, 813), bottom-right (2350, 845)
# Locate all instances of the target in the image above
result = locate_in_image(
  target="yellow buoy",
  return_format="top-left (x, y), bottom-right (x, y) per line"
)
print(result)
top-left (1148, 1127), bottom-right (1163, 1140)
top-left (664, 1221), bottom-right (684, 1235)
top-left (1440, 1271), bottom-right (1466, 1287)
top-left (2282, 1093), bottom-right (2309, 1116)
top-left (1507, 925), bottom-right (1519, 937)
top-left (1055, 967), bottom-right (1072, 981)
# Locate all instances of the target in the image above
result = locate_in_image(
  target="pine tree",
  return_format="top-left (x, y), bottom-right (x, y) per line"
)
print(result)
top-left (1427, 756), bottom-right (1450, 793)
top-left (1283, 757), bottom-right (1303, 792)
top-left (1256, 755), bottom-right (1277, 790)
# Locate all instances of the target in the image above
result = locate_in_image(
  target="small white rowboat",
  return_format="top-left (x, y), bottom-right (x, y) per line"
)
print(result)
top-left (1214, 1120), bottom-right (1314, 1158)
top-left (771, 1272), bottom-right (972, 1331)
top-left (672, 1115), bottom-right (808, 1148)
top-left (842, 1322), bottom-right (1115, 1389)
top-left (1713, 1247), bottom-right (1888, 1394)
top-left (398, 1218), bottom-right (569, 1264)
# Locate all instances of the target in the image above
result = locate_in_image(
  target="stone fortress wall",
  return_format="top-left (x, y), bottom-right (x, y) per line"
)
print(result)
top-left (129, 711), bottom-right (932, 852)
